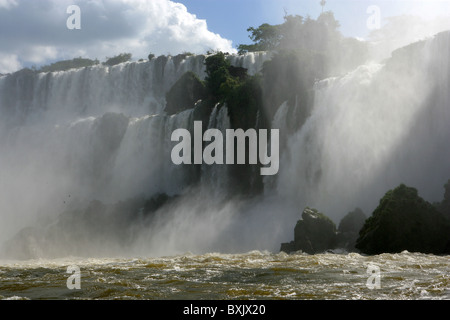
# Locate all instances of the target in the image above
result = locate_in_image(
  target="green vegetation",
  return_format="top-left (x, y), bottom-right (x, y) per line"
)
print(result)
top-left (234, 12), bottom-right (369, 134)
top-left (238, 12), bottom-right (368, 76)
top-left (163, 50), bottom-right (268, 194)
top-left (164, 12), bottom-right (370, 195)
top-left (204, 52), bottom-right (234, 100)
top-left (8, 52), bottom-right (137, 75)
top-left (356, 184), bottom-right (450, 255)
top-left (281, 207), bottom-right (337, 254)
top-left (39, 57), bottom-right (99, 73)
top-left (103, 53), bottom-right (132, 66)
top-left (281, 181), bottom-right (450, 255)
top-left (202, 52), bottom-right (265, 130)
top-left (237, 23), bottom-right (281, 53)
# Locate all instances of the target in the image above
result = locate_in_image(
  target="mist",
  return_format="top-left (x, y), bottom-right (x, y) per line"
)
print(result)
top-left (1, 12), bottom-right (450, 260)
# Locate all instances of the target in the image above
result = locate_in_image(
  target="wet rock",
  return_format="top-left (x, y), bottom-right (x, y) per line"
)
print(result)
top-left (280, 207), bottom-right (337, 254)
top-left (356, 184), bottom-right (450, 255)
top-left (335, 208), bottom-right (367, 251)
top-left (165, 71), bottom-right (207, 115)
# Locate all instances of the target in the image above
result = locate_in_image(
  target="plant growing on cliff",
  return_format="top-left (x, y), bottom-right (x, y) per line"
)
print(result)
top-left (104, 53), bottom-right (132, 66)
top-left (204, 52), bottom-right (235, 101)
top-left (39, 57), bottom-right (100, 73)
top-left (356, 184), bottom-right (450, 255)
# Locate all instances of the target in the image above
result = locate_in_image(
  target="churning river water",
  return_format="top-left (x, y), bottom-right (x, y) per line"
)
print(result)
top-left (0, 250), bottom-right (448, 300)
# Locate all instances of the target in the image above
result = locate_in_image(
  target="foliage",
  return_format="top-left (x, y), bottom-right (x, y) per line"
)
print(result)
top-left (204, 52), bottom-right (233, 100)
top-left (39, 57), bottom-right (99, 73)
top-left (238, 12), bottom-right (367, 76)
top-left (237, 23), bottom-right (281, 54)
top-left (202, 52), bottom-right (268, 194)
top-left (238, 13), bottom-right (340, 53)
top-left (203, 52), bottom-right (266, 130)
top-left (104, 53), bottom-right (132, 66)
top-left (356, 184), bottom-right (450, 255)
top-left (293, 207), bottom-right (337, 254)
top-left (172, 53), bottom-right (195, 69)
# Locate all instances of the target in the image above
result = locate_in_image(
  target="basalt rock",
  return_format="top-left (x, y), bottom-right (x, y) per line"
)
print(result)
top-left (165, 71), bottom-right (207, 115)
top-left (281, 207), bottom-right (337, 254)
top-left (355, 184), bottom-right (450, 255)
top-left (335, 208), bottom-right (367, 251)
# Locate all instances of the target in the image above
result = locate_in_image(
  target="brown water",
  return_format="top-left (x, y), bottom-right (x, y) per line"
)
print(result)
top-left (0, 250), bottom-right (449, 300)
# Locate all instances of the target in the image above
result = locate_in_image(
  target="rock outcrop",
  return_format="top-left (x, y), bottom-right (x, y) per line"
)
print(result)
top-left (437, 179), bottom-right (450, 221)
top-left (280, 207), bottom-right (337, 254)
top-left (335, 208), bottom-right (367, 251)
top-left (355, 184), bottom-right (450, 255)
top-left (165, 71), bottom-right (207, 115)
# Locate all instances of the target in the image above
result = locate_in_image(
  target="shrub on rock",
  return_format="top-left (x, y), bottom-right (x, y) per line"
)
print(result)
top-left (356, 184), bottom-right (450, 255)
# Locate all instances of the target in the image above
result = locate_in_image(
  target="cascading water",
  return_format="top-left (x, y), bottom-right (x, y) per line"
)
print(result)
top-left (200, 104), bottom-right (232, 195)
top-left (0, 52), bottom-right (271, 255)
top-left (275, 31), bottom-right (450, 220)
top-left (0, 31), bottom-right (449, 257)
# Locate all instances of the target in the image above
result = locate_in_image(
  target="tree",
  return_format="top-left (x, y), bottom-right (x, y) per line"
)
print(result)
top-left (237, 23), bottom-right (281, 54)
top-left (104, 53), bottom-right (132, 66)
top-left (204, 52), bottom-right (233, 100)
top-left (237, 12), bottom-right (342, 55)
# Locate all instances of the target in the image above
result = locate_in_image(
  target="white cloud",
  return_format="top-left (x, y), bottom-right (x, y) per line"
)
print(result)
top-left (0, 0), bottom-right (235, 73)
top-left (368, 15), bottom-right (450, 61)
top-left (0, 0), bottom-right (18, 10)
top-left (20, 46), bottom-right (59, 64)
top-left (0, 53), bottom-right (21, 74)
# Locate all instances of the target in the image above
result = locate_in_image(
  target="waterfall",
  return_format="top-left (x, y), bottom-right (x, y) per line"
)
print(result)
top-left (200, 104), bottom-right (232, 195)
top-left (0, 55), bottom-right (210, 125)
top-left (227, 52), bottom-right (271, 76)
top-left (275, 31), bottom-right (450, 220)
top-left (0, 54), bottom-right (236, 242)
top-left (1, 32), bottom-right (449, 255)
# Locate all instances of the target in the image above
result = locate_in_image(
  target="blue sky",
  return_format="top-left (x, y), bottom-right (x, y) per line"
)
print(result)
top-left (177, 0), bottom-right (450, 47)
top-left (0, 0), bottom-right (450, 73)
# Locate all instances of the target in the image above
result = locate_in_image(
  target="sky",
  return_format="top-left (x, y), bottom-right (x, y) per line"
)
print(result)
top-left (0, 0), bottom-right (450, 74)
